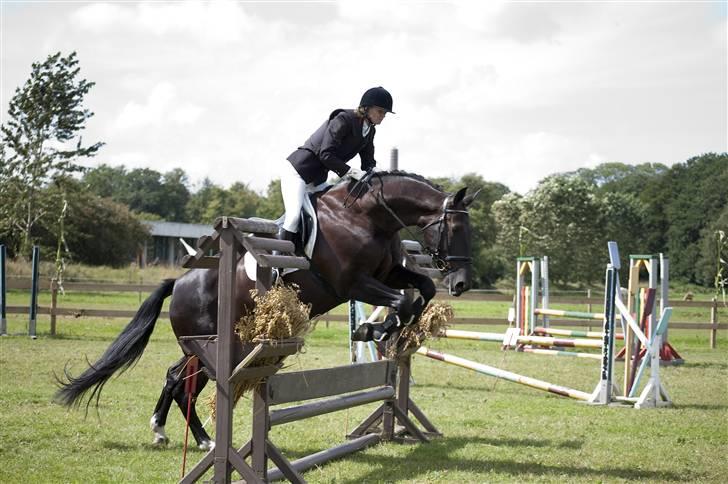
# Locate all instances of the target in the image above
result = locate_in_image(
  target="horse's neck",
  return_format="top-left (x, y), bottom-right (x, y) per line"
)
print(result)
top-left (369, 177), bottom-right (445, 229)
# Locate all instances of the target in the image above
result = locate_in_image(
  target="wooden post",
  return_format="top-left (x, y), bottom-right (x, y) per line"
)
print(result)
top-left (710, 297), bottom-right (717, 349)
top-left (50, 278), bottom-right (58, 336)
top-left (29, 245), bottom-right (39, 339)
top-left (1, 244), bottom-right (7, 336)
top-left (213, 220), bottom-right (237, 483)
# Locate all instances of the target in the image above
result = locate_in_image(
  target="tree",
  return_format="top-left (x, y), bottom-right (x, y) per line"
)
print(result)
top-left (256, 179), bottom-right (285, 220)
top-left (34, 178), bottom-right (149, 266)
top-left (664, 153), bottom-right (728, 282)
top-left (494, 176), bottom-right (605, 285)
top-left (0, 51), bottom-right (103, 257)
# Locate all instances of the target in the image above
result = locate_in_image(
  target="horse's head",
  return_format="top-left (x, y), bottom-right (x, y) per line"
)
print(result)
top-left (421, 186), bottom-right (478, 296)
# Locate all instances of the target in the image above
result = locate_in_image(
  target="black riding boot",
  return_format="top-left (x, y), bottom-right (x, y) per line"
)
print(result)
top-left (275, 227), bottom-right (297, 254)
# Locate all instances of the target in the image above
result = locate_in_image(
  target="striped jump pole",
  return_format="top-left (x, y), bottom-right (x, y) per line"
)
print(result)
top-left (533, 326), bottom-right (625, 341)
top-left (442, 328), bottom-right (603, 349)
top-left (417, 347), bottom-right (591, 401)
top-left (520, 347), bottom-right (602, 360)
top-left (534, 308), bottom-right (604, 321)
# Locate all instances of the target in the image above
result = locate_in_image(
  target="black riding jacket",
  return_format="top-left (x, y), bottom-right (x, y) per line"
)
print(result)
top-left (287, 109), bottom-right (376, 185)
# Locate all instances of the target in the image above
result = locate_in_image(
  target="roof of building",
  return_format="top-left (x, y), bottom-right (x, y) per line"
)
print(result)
top-left (144, 221), bottom-right (212, 239)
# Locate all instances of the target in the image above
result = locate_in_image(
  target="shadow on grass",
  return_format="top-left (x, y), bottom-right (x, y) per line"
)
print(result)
top-left (332, 436), bottom-right (694, 483)
top-left (682, 361), bottom-right (728, 370)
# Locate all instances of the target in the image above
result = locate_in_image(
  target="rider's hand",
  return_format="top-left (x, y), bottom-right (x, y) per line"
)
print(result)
top-left (347, 167), bottom-right (365, 180)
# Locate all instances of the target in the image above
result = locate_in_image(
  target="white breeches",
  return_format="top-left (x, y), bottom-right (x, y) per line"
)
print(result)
top-left (281, 162), bottom-right (329, 233)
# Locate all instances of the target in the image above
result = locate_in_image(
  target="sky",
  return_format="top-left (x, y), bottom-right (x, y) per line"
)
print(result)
top-left (1, 1), bottom-right (726, 195)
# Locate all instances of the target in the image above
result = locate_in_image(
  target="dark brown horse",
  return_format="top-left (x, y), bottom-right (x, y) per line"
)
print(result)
top-left (55, 171), bottom-right (477, 450)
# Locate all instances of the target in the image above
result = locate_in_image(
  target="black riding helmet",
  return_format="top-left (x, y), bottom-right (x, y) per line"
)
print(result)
top-left (360, 86), bottom-right (395, 113)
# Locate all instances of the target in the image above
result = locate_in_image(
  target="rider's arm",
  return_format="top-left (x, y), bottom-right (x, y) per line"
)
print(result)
top-left (319, 113), bottom-right (353, 177)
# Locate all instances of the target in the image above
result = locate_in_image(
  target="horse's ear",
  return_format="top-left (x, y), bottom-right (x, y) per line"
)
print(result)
top-left (452, 187), bottom-right (468, 207)
top-left (462, 188), bottom-right (482, 207)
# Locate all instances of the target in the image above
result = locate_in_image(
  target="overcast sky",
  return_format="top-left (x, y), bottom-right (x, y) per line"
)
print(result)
top-left (1, 1), bottom-right (726, 194)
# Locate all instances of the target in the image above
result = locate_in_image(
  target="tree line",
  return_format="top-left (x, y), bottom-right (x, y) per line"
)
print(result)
top-left (1, 52), bottom-right (726, 290)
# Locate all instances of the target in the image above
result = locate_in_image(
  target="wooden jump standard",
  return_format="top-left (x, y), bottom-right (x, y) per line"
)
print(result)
top-left (179, 217), bottom-right (437, 484)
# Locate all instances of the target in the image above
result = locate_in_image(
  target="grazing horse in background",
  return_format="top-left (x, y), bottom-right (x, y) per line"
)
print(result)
top-left (55, 171), bottom-right (477, 450)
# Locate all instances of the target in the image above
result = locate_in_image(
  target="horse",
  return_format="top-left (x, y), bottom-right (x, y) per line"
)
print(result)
top-left (54, 171), bottom-right (478, 450)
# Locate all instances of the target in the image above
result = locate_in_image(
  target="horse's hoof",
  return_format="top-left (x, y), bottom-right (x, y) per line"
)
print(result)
top-left (152, 436), bottom-right (169, 447)
top-left (372, 327), bottom-right (391, 342)
top-left (352, 323), bottom-right (374, 342)
top-left (199, 440), bottom-right (215, 451)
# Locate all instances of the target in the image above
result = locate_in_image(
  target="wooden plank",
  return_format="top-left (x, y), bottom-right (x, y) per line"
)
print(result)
top-left (242, 236), bottom-right (294, 253)
top-left (256, 254), bottom-right (310, 270)
top-left (6, 306), bottom-right (171, 318)
top-left (196, 231), bottom-right (220, 253)
top-left (228, 364), bottom-right (283, 386)
top-left (227, 217), bottom-right (279, 234)
top-left (266, 434), bottom-right (381, 482)
top-left (182, 255), bottom-right (219, 269)
top-left (178, 335), bottom-right (218, 379)
top-left (269, 386), bottom-right (395, 426)
top-left (268, 360), bottom-right (393, 405)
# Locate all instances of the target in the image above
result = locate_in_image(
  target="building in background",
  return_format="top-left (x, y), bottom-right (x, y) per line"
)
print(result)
top-left (141, 221), bottom-right (211, 266)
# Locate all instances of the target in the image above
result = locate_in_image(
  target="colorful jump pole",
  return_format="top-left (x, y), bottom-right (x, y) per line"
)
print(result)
top-left (533, 326), bottom-right (625, 341)
top-left (28, 245), bottom-right (39, 339)
top-left (520, 347), bottom-right (602, 360)
top-left (534, 308), bottom-right (604, 321)
top-left (417, 346), bottom-right (592, 401)
top-left (1, 244), bottom-right (7, 336)
top-left (442, 328), bottom-right (603, 349)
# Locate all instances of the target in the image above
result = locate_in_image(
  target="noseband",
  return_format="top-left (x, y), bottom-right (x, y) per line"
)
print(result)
top-left (344, 173), bottom-right (472, 274)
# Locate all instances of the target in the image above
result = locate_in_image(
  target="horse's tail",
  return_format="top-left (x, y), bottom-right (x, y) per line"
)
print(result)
top-left (54, 279), bottom-right (176, 411)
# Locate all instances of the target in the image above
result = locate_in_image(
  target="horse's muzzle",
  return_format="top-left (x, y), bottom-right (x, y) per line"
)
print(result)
top-left (445, 268), bottom-right (471, 297)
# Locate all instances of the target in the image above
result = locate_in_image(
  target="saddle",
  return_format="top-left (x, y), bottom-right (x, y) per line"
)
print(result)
top-left (244, 188), bottom-right (329, 281)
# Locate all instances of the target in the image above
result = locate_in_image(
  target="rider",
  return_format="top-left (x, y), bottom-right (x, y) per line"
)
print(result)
top-left (278, 86), bottom-right (394, 244)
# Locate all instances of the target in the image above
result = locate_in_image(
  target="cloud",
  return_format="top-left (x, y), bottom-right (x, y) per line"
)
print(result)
top-left (2, 2), bottom-right (725, 196)
top-left (112, 82), bottom-right (204, 131)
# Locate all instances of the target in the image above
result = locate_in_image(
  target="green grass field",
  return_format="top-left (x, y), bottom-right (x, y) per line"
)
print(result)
top-left (1, 288), bottom-right (726, 483)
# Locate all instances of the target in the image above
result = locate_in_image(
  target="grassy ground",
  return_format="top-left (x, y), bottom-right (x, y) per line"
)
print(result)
top-left (0, 307), bottom-right (726, 483)
top-left (1, 262), bottom-right (726, 482)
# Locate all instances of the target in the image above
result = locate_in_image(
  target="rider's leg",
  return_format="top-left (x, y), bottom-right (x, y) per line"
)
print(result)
top-left (280, 162), bottom-right (306, 239)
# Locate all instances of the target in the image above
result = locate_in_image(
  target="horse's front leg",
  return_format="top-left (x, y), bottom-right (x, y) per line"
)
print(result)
top-left (383, 265), bottom-right (437, 323)
top-left (348, 274), bottom-right (414, 342)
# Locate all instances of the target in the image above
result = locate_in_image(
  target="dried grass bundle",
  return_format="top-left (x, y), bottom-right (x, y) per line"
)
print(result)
top-left (206, 284), bottom-right (313, 418)
top-left (388, 302), bottom-right (454, 358)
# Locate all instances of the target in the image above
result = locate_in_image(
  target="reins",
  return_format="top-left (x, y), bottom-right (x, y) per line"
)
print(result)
top-left (342, 172), bottom-right (472, 273)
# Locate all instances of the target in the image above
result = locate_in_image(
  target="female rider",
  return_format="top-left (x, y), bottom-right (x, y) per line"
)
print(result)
top-left (279, 86), bottom-right (394, 244)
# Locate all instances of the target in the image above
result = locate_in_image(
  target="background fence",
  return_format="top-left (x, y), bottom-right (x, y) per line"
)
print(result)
top-left (4, 277), bottom-right (725, 348)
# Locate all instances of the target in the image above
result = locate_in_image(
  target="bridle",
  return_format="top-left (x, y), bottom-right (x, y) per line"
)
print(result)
top-left (344, 172), bottom-right (472, 274)
top-left (419, 197), bottom-right (472, 272)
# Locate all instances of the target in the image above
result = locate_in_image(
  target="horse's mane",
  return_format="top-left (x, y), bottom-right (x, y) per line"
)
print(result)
top-left (340, 170), bottom-right (444, 192)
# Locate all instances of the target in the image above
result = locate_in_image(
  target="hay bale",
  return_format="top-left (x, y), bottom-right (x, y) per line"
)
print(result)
top-left (206, 284), bottom-right (313, 418)
top-left (388, 302), bottom-right (454, 358)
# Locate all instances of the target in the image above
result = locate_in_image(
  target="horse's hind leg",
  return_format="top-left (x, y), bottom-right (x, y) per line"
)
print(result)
top-left (171, 368), bottom-right (213, 450)
top-left (150, 357), bottom-right (186, 446)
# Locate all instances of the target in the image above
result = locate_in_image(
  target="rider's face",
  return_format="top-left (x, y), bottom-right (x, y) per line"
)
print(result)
top-left (367, 106), bottom-right (387, 125)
